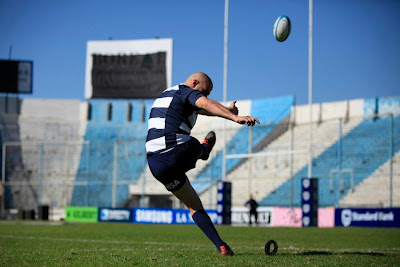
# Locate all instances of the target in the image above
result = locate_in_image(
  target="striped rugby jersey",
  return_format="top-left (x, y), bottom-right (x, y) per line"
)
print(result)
top-left (145, 84), bottom-right (205, 155)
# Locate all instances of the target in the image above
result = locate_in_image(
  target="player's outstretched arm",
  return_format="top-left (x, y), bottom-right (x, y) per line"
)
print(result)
top-left (195, 97), bottom-right (260, 126)
top-left (198, 100), bottom-right (239, 116)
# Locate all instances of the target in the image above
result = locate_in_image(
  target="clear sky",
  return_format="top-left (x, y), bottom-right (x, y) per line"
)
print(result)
top-left (0, 0), bottom-right (399, 105)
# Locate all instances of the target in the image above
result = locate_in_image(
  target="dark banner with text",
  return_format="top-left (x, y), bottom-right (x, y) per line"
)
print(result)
top-left (98, 208), bottom-right (134, 223)
top-left (91, 53), bottom-right (167, 99)
top-left (335, 208), bottom-right (400, 227)
top-left (0, 60), bottom-right (33, 94)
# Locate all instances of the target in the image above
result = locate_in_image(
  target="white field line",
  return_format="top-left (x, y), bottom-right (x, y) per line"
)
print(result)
top-left (77, 247), bottom-right (400, 253)
top-left (0, 234), bottom-right (188, 247)
top-left (0, 235), bottom-right (399, 253)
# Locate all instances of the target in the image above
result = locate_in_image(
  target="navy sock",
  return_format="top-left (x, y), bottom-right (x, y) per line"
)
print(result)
top-left (200, 144), bottom-right (210, 159)
top-left (192, 209), bottom-right (224, 251)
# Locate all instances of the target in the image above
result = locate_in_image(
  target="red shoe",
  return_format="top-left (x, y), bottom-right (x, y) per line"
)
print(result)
top-left (220, 244), bottom-right (234, 257)
top-left (201, 131), bottom-right (216, 160)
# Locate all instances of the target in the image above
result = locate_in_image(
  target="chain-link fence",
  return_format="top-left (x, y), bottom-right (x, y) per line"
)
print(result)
top-left (1, 141), bottom-right (88, 211)
top-left (0, 139), bottom-right (146, 217)
top-left (225, 114), bottom-right (399, 208)
top-left (1, 113), bottom-right (399, 218)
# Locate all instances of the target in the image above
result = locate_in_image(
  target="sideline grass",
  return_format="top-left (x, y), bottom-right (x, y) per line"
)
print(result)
top-left (0, 221), bottom-right (399, 266)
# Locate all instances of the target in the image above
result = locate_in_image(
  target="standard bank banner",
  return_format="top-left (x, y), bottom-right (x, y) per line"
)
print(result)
top-left (134, 208), bottom-right (218, 225)
top-left (335, 208), bottom-right (400, 227)
top-left (98, 208), bottom-right (134, 223)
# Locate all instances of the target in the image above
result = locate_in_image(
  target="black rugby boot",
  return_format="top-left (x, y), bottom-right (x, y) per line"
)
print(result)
top-left (200, 131), bottom-right (216, 160)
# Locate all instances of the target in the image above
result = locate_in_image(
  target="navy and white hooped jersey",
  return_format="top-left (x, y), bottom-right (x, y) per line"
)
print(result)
top-left (145, 84), bottom-right (204, 155)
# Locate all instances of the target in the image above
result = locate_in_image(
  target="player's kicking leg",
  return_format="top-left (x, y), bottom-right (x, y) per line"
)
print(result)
top-left (199, 131), bottom-right (216, 160)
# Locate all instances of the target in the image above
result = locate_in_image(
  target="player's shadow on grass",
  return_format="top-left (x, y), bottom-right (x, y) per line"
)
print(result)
top-left (296, 251), bottom-right (385, 257)
top-left (297, 251), bottom-right (334, 256)
top-left (231, 251), bottom-right (385, 257)
top-left (341, 252), bottom-right (385, 257)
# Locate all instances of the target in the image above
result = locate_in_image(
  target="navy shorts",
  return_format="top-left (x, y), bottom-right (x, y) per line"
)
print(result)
top-left (147, 138), bottom-right (202, 192)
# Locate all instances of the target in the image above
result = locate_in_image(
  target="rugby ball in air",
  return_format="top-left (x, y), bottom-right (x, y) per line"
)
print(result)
top-left (273, 16), bottom-right (291, 42)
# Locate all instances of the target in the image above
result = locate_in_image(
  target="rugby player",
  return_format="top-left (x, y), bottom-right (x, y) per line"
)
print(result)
top-left (146, 72), bottom-right (260, 256)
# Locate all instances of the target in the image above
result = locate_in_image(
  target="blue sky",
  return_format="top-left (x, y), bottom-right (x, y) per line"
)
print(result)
top-left (0, 0), bottom-right (399, 105)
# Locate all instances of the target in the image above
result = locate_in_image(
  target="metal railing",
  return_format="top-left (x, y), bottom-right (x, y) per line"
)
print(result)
top-left (1, 113), bottom-right (399, 217)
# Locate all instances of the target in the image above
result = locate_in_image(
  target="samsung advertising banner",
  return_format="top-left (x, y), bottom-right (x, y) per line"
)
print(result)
top-left (134, 208), bottom-right (218, 225)
top-left (335, 208), bottom-right (400, 228)
top-left (85, 39), bottom-right (173, 99)
top-left (98, 208), bottom-right (134, 223)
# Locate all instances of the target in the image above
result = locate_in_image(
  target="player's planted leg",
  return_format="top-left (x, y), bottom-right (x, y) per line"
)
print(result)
top-left (172, 178), bottom-right (233, 256)
top-left (220, 243), bottom-right (234, 257)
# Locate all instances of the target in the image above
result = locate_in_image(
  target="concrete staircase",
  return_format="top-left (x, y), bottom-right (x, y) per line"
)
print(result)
top-left (340, 150), bottom-right (400, 207)
top-left (202, 117), bottom-right (363, 208)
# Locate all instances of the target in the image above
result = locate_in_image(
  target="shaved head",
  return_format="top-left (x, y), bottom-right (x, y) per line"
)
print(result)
top-left (186, 72), bottom-right (213, 86)
top-left (184, 72), bottom-right (213, 96)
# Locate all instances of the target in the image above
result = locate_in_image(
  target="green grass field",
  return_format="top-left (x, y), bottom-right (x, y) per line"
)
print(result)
top-left (0, 221), bottom-right (399, 266)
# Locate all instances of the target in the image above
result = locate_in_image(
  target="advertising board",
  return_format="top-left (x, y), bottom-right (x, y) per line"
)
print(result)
top-left (335, 208), bottom-right (400, 227)
top-left (85, 39), bottom-right (173, 99)
top-left (231, 207), bottom-right (273, 226)
top-left (65, 206), bottom-right (98, 223)
top-left (98, 208), bottom-right (134, 223)
top-left (134, 208), bottom-right (218, 225)
top-left (0, 60), bottom-right (33, 94)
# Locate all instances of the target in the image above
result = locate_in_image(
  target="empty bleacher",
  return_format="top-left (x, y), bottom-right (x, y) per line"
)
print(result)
top-left (340, 150), bottom-right (400, 208)
top-left (2, 95), bottom-right (399, 211)
top-left (71, 100), bottom-right (149, 207)
top-left (225, 117), bottom-right (363, 208)
top-left (258, 114), bottom-right (399, 208)
top-left (191, 96), bottom-right (294, 194)
top-left (1, 97), bottom-right (83, 210)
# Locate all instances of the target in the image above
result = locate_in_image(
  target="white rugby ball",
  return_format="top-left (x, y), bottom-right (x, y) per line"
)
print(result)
top-left (273, 16), bottom-right (291, 42)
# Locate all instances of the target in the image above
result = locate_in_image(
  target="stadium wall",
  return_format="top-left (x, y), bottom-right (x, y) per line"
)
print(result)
top-left (0, 98), bottom-right (82, 210)
top-left (258, 96), bottom-right (400, 208)
top-left (1, 95), bottom-right (399, 211)
top-left (71, 100), bottom-right (150, 207)
top-left (192, 96), bottom-right (294, 193)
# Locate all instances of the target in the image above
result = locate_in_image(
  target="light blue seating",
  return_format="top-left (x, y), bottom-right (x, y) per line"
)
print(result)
top-left (71, 100), bottom-right (148, 207)
top-left (192, 96), bottom-right (294, 194)
top-left (259, 115), bottom-right (400, 207)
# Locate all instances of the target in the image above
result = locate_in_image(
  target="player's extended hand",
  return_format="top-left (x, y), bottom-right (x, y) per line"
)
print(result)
top-left (228, 101), bottom-right (239, 115)
top-left (234, 115), bottom-right (260, 126)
